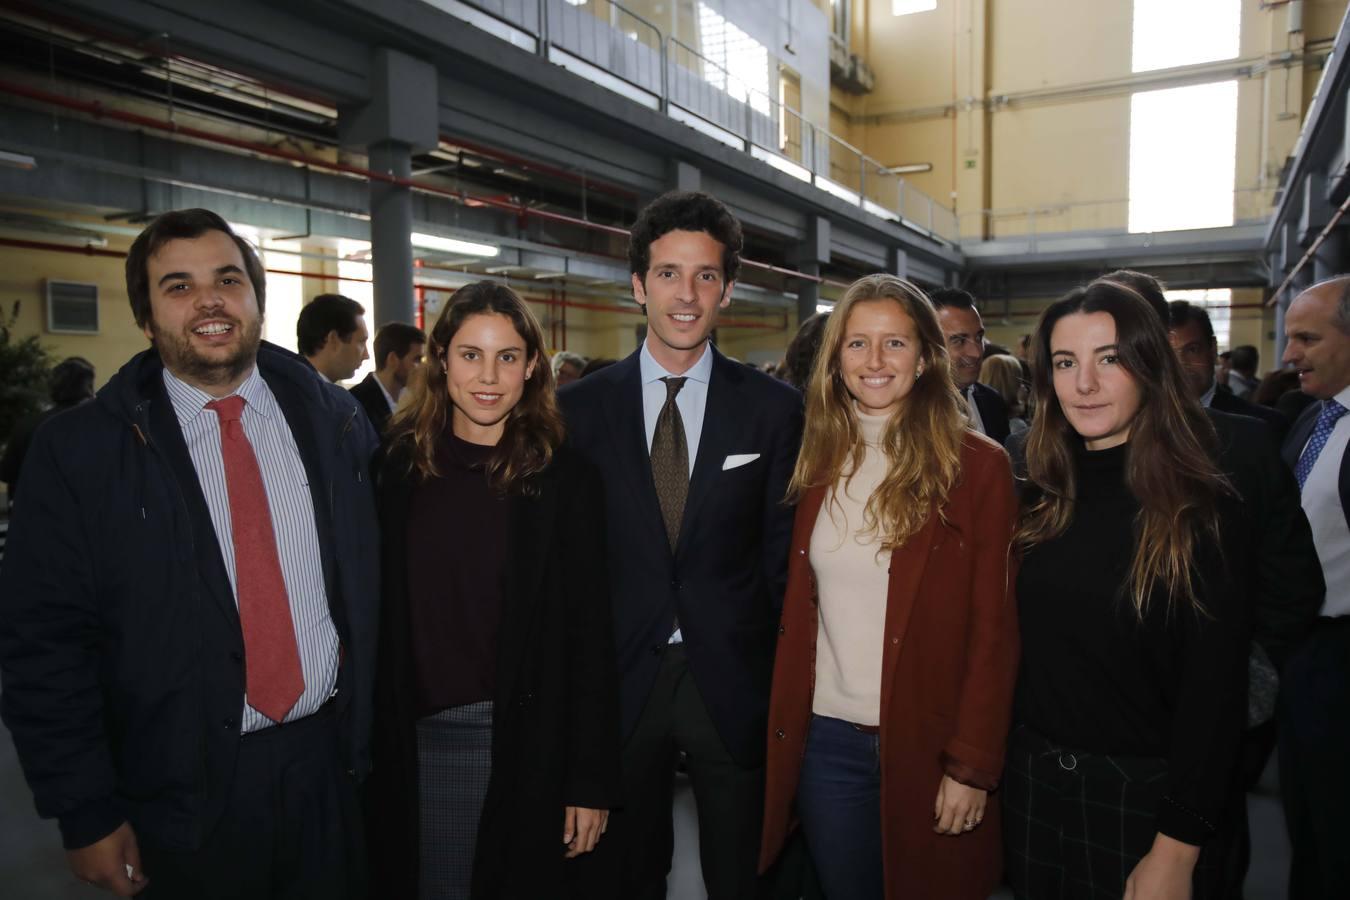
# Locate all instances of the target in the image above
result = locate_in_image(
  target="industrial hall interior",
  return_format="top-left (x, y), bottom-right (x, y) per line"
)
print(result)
top-left (1, 0), bottom-right (1349, 899)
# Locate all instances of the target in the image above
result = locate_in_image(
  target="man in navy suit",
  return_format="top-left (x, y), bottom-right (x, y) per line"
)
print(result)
top-left (927, 288), bottom-right (1011, 444)
top-left (1278, 276), bottom-right (1350, 900)
top-left (560, 191), bottom-right (802, 899)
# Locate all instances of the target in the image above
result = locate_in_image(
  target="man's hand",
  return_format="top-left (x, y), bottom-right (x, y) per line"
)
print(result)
top-left (933, 774), bottom-right (987, 835)
top-left (563, 806), bottom-right (610, 858)
top-left (66, 822), bottom-right (148, 896)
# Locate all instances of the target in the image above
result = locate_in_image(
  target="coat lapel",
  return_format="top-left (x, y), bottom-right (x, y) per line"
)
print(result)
top-left (678, 347), bottom-right (747, 555)
top-left (877, 510), bottom-right (941, 716)
top-left (601, 353), bottom-right (669, 551)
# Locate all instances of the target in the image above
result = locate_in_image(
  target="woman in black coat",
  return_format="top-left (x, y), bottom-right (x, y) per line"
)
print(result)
top-left (365, 281), bottom-right (622, 899)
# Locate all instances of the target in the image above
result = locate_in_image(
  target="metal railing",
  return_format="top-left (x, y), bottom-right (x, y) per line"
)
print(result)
top-left (431, 0), bottom-right (961, 242)
top-left (959, 187), bottom-right (1278, 244)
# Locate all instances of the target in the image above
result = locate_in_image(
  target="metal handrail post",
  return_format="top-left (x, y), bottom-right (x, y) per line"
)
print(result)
top-left (927, 195), bottom-right (933, 233)
top-left (859, 156), bottom-right (865, 205)
top-left (659, 37), bottom-right (669, 113)
top-left (537, 0), bottom-right (549, 57)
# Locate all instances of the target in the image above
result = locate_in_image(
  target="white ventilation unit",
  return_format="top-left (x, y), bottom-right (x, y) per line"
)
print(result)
top-left (45, 280), bottom-right (99, 334)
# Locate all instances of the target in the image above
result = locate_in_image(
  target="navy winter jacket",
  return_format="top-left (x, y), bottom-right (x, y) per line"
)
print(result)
top-left (0, 342), bottom-right (379, 851)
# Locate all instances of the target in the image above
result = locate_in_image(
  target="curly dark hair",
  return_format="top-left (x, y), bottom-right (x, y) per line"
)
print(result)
top-left (628, 191), bottom-right (743, 285)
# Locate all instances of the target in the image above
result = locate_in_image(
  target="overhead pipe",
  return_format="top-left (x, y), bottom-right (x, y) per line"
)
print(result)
top-left (0, 237), bottom-right (784, 330)
top-left (1265, 189), bottom-right (1350, 307)
top-left (0, 79), bottom-right (845, 288)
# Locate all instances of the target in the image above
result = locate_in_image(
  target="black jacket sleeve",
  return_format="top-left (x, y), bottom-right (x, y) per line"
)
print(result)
top-left (559, 455), bottom-right (624, 808)
top-left (0, 427), bottom-right (124, 849)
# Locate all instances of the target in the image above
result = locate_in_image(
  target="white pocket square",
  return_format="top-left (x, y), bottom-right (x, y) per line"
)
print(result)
top-left (722, 453), bottom-right (761, 471)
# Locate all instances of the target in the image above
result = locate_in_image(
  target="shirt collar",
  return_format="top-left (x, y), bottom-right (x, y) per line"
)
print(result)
top-left (639, 339), bottom-right (714, 386)
top-left (1199, 378), bottom-right (1217, 408)
top-left (162, 364), bottom-right (272, 428)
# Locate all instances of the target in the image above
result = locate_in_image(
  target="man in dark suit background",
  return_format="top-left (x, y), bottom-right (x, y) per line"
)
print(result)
top-left (349, 321), bottom-right (425, 435)
top-left (928, 288), bottom-right (1010, 444)
top-left (1278, 275), bottom-right (1350, 900)
top-left (0, 209), bottom-right (379, 898)
top-left (560, 191), bottom-right (802, 899)
top-left (1166, 299), bottom-right (1289, 440)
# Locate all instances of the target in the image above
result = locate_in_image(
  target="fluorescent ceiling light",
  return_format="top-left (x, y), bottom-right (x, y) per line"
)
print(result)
top-left (880, 162), bottom-right (932, 175)
top-left (0, 150), bottom-right (37, 170)
top-left (816, 302), bottom-right (835, 314)
top-left (411, 232), bottom-right (499, 257)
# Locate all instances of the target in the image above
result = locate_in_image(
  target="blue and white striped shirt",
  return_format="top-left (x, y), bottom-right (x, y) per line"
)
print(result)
top-left (163, 366), bottom-right (339, 733)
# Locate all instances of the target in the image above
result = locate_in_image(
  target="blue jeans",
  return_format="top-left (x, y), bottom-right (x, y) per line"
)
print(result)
top-left (796, 714), bottom-right (884, 900)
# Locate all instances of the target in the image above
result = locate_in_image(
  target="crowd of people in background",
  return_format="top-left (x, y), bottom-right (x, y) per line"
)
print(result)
top-left (0, 190), bottom-right (1344, 900)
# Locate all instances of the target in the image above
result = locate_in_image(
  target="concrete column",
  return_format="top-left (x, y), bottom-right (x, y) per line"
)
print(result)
top-left (797, 215), bottom-right (831, 324)
top-left (672, 160), bottom-right (701, 193)
top-left (796, 262), bottom-right (820, 324)
top-left (887, 246), bottom-right (909, 279)
top-left (1313, 226), bottom-right (1348, 282)
top-left (369, 140), bottom-right (415, 325)
top-left (338, 47), bottom-right (438, 325)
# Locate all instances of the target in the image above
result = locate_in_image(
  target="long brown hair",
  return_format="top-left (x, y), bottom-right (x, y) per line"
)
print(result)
top-left (1016, 278), bottom-right (1229, 616)
top-left (386, 281), bottom-right (564, 494)
top-left (787, 274), bottom-right (967, 549)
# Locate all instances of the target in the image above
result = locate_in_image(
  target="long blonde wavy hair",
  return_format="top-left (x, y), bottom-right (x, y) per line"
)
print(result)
top-left (787, 274), bottom-right (968, 549)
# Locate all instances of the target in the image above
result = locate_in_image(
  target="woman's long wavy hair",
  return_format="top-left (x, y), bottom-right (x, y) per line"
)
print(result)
top-left (386, 281), bottom-right (564, 494)
top-left (1016, 279), bottom-right (1229, 617)
top-left (787, 274), bottom-right (967, 550)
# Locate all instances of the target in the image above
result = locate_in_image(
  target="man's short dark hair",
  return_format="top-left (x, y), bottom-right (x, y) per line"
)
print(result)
top-left (1166, 299), bottom-right (1215, 342)
top-left (1229, 344), bottom-right (1259, 376)
top-left (1101, 269), bottom-right (1167, 321)
top-left (50, 357), bottom-right (96, 407)
top-left (297, 294), bottom-right (365, 357)
top-left (628, 191), bottom-right (743, 284)
top-left (927, 287), bottom-right (978, 311)
top-left (124, 209), bottom-right (266, 329)
top-left (372, 322), bottom-right (426, 370)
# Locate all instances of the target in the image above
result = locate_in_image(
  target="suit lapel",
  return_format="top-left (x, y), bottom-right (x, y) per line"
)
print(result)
top-left (601, 353), bottom-right (668, 550)
top-left (679, 347), bottom-right (746, 556)
top-left (1283, 404), bottom-right (1318, 469)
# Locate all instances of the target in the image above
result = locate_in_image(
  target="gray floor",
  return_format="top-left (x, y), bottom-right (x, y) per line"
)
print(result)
top-left (2, 721), bottom-right (1292, 899)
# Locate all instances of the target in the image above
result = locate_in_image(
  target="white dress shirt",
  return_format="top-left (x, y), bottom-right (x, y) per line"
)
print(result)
top-left (962, 384), bottom-right (987, 436)
top-left (1298, 384), bottom-right (1350, 616)
top-left (164, 366), bottom-right (340, 731)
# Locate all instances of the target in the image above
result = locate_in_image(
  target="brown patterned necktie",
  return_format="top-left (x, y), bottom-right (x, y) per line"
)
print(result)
top-left (651, 376), bottom-right (689, 553)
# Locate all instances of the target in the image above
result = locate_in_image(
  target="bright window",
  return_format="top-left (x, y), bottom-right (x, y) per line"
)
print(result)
top-left (336, 239), bottom-right (376, 386)
top-left (1167, 288), bottom-right (1232, 349)
top-left (1128, 80), bottom-right (1238, 233)
top-left (1132, 0), bottom-right (1240, 73)
top-left (697, 3), bottom-right (770, 114)
top-left (892, 0), bottom-right (936, 15)
top-left (229, 223), bottom-right (303, 354)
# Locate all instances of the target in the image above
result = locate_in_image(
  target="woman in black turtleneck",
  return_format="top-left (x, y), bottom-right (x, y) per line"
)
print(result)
top-left (1005, 279), bottom-right (1250, 900)
top-left (365, 281), bottom-right (621, 900)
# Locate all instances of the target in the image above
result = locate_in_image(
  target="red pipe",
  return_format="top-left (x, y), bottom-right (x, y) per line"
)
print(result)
top-left (0, 237), bottom-right (783, 329)
top-left (0, 79), bottom-right (845, 286)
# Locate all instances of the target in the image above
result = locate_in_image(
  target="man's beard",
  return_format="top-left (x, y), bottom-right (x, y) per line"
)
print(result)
top-left (151, 314), bottom-right (263, 388)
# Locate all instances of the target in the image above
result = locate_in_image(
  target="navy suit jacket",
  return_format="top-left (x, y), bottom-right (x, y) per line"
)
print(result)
top-left (970, 381), bottom-right (1011, 445)
top-left (1283, 399), bottom-right (1350, 535)
top-left (559, 344), bottom-right (803, 766)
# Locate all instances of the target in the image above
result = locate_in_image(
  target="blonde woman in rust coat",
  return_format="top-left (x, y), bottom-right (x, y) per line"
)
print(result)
top-left (759, 274), bottom-right (1020, 900)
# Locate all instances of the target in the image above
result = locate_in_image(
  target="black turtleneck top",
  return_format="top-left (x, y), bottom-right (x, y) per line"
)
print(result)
top-left (405, 431), bottom-right (508, 716)
top-left (1015, 441), bottom-right (1249, 846)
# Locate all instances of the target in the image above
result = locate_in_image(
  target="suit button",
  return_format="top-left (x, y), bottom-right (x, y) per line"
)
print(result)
top-left (222, 717), bottom-right (236, 730)
top-left (798, 548), bottom-right (806, 556)
top-left (670, 580), bottom-right (682, 590)
top-left (775, 729), bottom-right (786, 740)
top-left (778, 625), bottom-right (786, 635)
top-left (518, 692), bottom-right (533, 708)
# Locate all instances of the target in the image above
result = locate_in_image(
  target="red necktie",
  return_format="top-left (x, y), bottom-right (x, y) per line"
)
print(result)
top-left (205, 395), bottom-right (304, 723)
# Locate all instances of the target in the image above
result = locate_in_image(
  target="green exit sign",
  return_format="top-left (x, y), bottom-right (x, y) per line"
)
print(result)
top-left (964, 159), bottom-right (977, 169)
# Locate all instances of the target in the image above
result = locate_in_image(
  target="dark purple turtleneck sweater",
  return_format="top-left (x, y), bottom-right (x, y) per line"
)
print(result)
top-left (406, 430), bottom-right (509, 716)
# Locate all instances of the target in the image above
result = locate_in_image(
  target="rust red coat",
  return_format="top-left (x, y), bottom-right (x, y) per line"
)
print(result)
top-left (759, 433), bottom-right (1020, 900)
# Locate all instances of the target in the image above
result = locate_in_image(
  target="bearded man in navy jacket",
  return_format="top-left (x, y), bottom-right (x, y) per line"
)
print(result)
top-left (0, 209), bottom-right (379, 898)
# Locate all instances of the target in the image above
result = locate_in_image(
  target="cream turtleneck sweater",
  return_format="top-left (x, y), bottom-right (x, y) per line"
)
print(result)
top-left (810, 411), bottom-right (891, 726)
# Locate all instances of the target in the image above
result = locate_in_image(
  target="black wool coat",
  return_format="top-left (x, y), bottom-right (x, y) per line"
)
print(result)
top-left (364, 438), bottom-right (623, 899)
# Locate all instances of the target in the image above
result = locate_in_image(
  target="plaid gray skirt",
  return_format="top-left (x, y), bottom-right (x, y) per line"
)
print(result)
top-left (416, 701), bottom-right (494, 900)
top-left (1002, 724), bottom-right (1222, 900)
